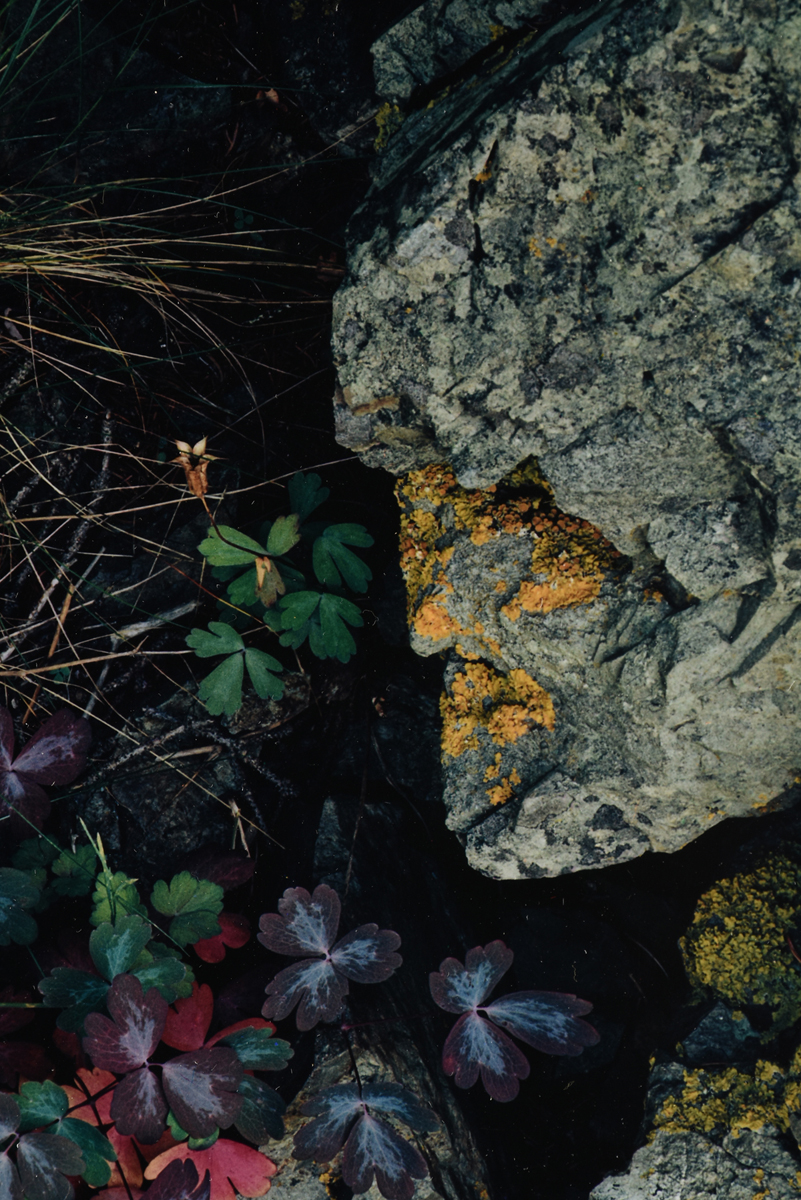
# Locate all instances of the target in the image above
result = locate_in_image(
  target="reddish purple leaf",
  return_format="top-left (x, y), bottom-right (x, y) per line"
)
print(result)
top-left (182, 847), bottom-right (255, 891)
top-left (343, 1112), bottom-right (429, 1200)
top-left (262, 959), bottom-right (349, 1031)
top-left (145, 1159), bottom-right (211, 1200)
top-left (430, 941), bottom-right (598, 1101)
top-left (110, 1065), bottom-right (168, 1144)
top-left (330, 925), bottom-right (402, 983)
top-left (83, 974), bottom-right (167, 1071)
top-left (0, 707), bottom-right (91, 832)
top-left (258, 885), bottom-right (340, 957)
top-left (162, 1047), bottom-right (243, 1138)
top-left (17, 1131), bottom-right (85, 1200)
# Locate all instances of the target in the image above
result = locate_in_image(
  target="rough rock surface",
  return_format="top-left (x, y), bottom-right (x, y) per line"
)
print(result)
top-left (333, 0), bottom-right (801, 877)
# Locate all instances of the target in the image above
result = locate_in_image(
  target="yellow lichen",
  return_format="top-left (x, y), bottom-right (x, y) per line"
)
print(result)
top-left (374, 102), bottom-right (403, 150)
top-left (680, 856), bottom-right (801, 1037)
top-left (441, 662), bottom-right (555, 759)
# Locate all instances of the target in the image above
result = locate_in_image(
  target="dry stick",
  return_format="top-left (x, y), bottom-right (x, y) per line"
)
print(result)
top-left (22, 581), bottom-right (76, 721)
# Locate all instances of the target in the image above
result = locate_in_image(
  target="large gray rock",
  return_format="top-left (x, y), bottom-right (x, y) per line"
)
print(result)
top-left (333, 0), bottom-right (801, 877)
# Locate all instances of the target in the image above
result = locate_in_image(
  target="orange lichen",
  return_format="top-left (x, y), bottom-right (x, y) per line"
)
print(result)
top-left (413, 597), bottom-right (459, 641)
top-left (441, 662), bottom-right (555, 759)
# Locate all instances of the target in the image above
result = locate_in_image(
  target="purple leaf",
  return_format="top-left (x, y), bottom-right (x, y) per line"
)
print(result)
top-left (155, 1162), bottom-right (211, 1200)
top-left (343, 1112), bottom-right (429, 1200)
top-left (258, 885), bottom-right (340, 956)
top-left (83, 974), bottom-right (167, 1071)
top-left (485, 991), bottom-right (600, 1056)
top-left (359, 1084), bottom-right (441, 1134)
top-left (162, 1047), bottom-right (244, 1138)
top-left (262, 959), bottom-right (348, 1031)
top-left (110, 1065), bottom-right (168, 1144)
top-left (146, 1159), bottom-right (211, 1200)
top-left (429, 941), bottom-right (512, 1014)
top-left (258, 885), bottom-right (402, 1029)
top-left (330, 925), bottom-right (402, 983)
top-left (0, 1153), bottom-right (22, 1200)
top-left (430, 941), bottom-right (598, 1101)
top-left (293, 1084), bottom-right (363, 1161)
top-left (182, 847), bottom-right (255, 891)
top-left (0, 707), bottom-right (91, 832)
top-left (17, 1131), bottom-right (85, 1200)
top-left (442, 1012), bottom-right (530, 1102)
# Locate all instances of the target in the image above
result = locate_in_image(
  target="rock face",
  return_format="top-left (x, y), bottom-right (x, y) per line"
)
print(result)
top-left (333, 0), bottom-right (801, 878)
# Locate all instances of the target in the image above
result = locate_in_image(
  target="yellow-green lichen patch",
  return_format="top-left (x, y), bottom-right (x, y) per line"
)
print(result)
top-left (441, 662), bottom-right (555, 762)
top-left (681, 856), bottom-right (801, 1037)
top-left (652, 1061), bottom-right (790, 1141)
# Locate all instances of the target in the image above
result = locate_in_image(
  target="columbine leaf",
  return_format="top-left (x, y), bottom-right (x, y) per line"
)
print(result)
top-left (144, 1158), bottom-right (211, 1200)
top-left (110, 1064), bottom-right (168, 1144)
top-left (193, 911), bottom-right (251, 963)
top-left (196, 653), bottom-right (245, 717)
top-left (198, 526), bottom-right (266, 566)
top-left (214, 1023), bottom-right (293, 1071)
top-left (330, 925), bottom-right (402, 983)
top-left (343, 1113), bottom-right (428, 1200)
top-left (90, 871), bottom-right (146, 927)
top-left (277, 591), bottom-right (320, 630)
top-left (262, 958), bottom-right (348, 1030)
top-left (258, 885), bottom-right (340, 957)
top-left (17, 1131), bottom-right (85, 1200)
top-left (49, 844), bottom-right (98, 898)
top-left (145, 1140), bottom-right (276, 1200)
top-left (131, 952), bottom-right (192, 1002)
top-left (429, 941), bottom-right (513, 1014)
top-left (0, 1154), bottom-right (21, 1200)
top-left (244, 648), bottom-right (284, 700)
top-left (151, 874), bottom-right (224, 947)
top-left (442, 1010), bottom-right (530, 1102)
top-left (187, 622), bottom-right (244, 659)
top-left (55, 1117), bottom-right (116, 1188)
top-left (266, 514), bottom-right (301, 556)
top-left (360, 1085), bottom-right (440, 1135)
top-left (226, 567), bottom-right (260, 607)
top-left (234, 1076), bottom-right (285, 1143)
top-left (317, 593), bottom-right (363, 661)
top-left (182, 848), bottom-right (255, 891)
top-left (16, 1081), bottom-right (69, 1132)
top-left (293, 1084), bottom-right (362, 1161)
top-left (288, 471), bottom-right (329, 521)
top-left (0, 868), bottom-right (40, 946)
top-left (312, 524), bottom-right (373, 592)
top-left (485, 991), bottom-right (599, 1055)
top-left (83, 974), bottom-right (167, 1072)
top-left (254, 557), bottom-right (285, 607)
top-left (9, 709), bottom-right (92, 787)
top-left (162, 983), bottom-right (214, 1053)
top-left (162, 1047), bottom-right (243, 1138)
top-left (89, 915), bottom-right (153, 981)
top-left (38, 968), bottom-right (109, 1033)
top-left (0, 1091), bottom-right (20, 1137)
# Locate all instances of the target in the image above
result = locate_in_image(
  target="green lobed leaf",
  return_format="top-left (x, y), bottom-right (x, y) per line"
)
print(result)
top-left (16, 1081), bottom-right (69, 1132)
top-left (55, 1118), bottom-right (116, 1187)
top-left (244, 648), bottom-right (284, 700)
top-left (186, 621), bottom-right (244, 659)
top-left (187, 1127), bottom-right (219, 1151)
top-left (235, 1075), bottom-right (286, 1143)
top-left (278, 591), bottom-right (320, 629)
top-left (49, 843), bottom-right (98, 898)
top-left (265, 513), bottom-right (301, 556)
top-left (12, 838), bottom-right (59, 872)
top-left (198, 526), bottom-right (266, 566)
top-left (131, 955), bottom-right (192, 1002)
top-left (312, 524), bottom-right (373, 592)
top-left (288, 471), bottom-right (329, 521)
top-left (254, 559), bottom-right (285, 608)
top-left (0, 868), bottom-right (40, 946)
top-left (38, 968), bottom-right (110, 1034)
top-left (226, 567), bottom-right (259, 607)
top-left (197, 653), bottom-right (244, 717)
top-left (216, 1026), bottom-right (293, 1071)
top-left (90, 914), bottom-right (153, 981)
top-left (151, 873), bottom-right (224, 946)
top-left (167, 1110), bottom-right (189, 1142)
top-left (318, 593), bottom-right (363, 662)
top-left (91, 871), bottom-right (146, 927)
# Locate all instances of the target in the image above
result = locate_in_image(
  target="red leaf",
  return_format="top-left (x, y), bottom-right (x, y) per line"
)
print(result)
top-left (182, 848), bottom-right (255, 891)
top-left (194, 913), bottom-right (251, 963)
top-left (161, 1047), bottom-right (243, 1138)
top-left (162, 984), bottom-right (215, 1052)
top-left (146, 1140), bottom-right (276, 1200)
top-left (83, 975), bottom-right (167, 1071)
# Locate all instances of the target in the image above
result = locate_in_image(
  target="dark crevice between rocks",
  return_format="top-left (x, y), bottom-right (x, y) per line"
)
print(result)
top-left (729, 599), bottom-right (801, 682)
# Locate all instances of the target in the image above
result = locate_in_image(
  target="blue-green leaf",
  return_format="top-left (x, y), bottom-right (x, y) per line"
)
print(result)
top-left (216, 1026), bottom-right (293, 1071)
top-left (90, 915), bottom-right (152, 981)
top-left (198, 526), bottom-right (266, 566)
top-left (197, 653), bottom-right (245, 717)
top-left (312, 524), bottom-right (373, 592)
top-left (0, 868), bottom-right (40, 946)
top-left (235, 1075), bottom-right (286, 1143)
top-left (288, 472), bottom-right (329, 521)
top-left (16, 1081), bottom-right (68, 1133)
top-left (55, 1118), bottom-right (116, 1187)
top-left (244, 649), bottom-right (284, 700)
top-left (186, 622), bottom-right (244, 659)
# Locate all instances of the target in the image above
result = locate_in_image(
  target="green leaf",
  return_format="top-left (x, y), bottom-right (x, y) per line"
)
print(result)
top-left (226, 567), bottom-right (259, 607)
top-left (235, 1075), bottom-right (286, 1143)
top-left (254, 559), bottom-right (285, 608)
top-left (38, 968), bottom-right (110, 1033)
top-left (197, 653), bottom-right (244, 717)
top-left (186, 621), bottom-right (244, 658)
top-left (12, 838), bottom-right (59, 872)
top-left (55, 1118), bottom-right (116, 1187)
top-left (266, 513), bottom-right (301, 556)
top-left (187, 1127), bottom-right (219, 1151)
top-left (318, 593), bottom-right (363, 662)
top-left (90, 915), bottom-right (153, 981)
top-left (16, 1081), bottom-right (69, 1132)
top-left (90, 872), bottom-right (146, 927)
top-left (217, 1026), bottom-right (293, 1071)
top-left (312, 524), bottom-right (373, 592)
top-left (151, 873), bottom-right (223, 946)
top-left (131, 954), bottom-right (192, 1002)
top-left (198, 526), bottom-right (266, 566)
top-left (244, 649), bottom-right (284, 700)
top-left (50, 844), bottom-right (98, 898)
top-left (0, 868), bottom-right (40, 946)
top-left (278, 591), bottom-right (320, 629)
top-left (167, 1110), bottom-right (189, 1142)
top-left (288, 471), bottom-right (329, 521)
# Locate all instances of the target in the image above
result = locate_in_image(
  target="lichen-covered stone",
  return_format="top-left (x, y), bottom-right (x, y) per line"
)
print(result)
top-left (334, 0), bottom-right (801, 878)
